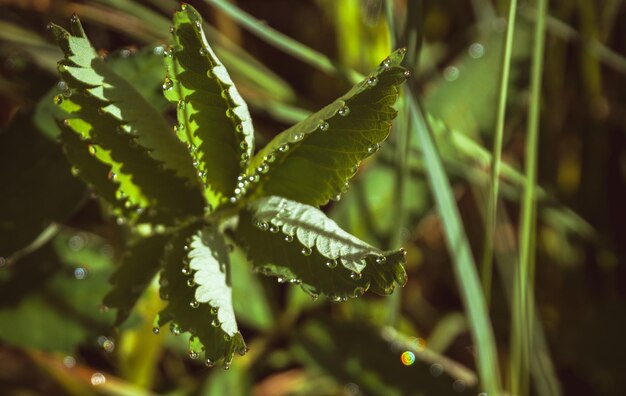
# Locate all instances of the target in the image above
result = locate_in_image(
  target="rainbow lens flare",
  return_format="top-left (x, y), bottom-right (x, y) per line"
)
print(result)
top-left (400, 351), bottom-right (416, 366)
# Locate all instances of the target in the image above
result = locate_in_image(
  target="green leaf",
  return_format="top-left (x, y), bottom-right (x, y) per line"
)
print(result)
top-left (0, 113), bottom-right (85, 258)
top-left (48, 17), bottom-right (204, 224)
top-left (243, 49), bottom-right (408, 207)
top-left (103, 233), bottom-right (170, 325)
top-left (233, 196), bottom-right (407, 300)
top-left (166, 4), bottom-right (254, 208)
top-left (59, 125), bottom-right (134, 219)
top-left (157, 224), bottom-right (246, 367)
top-left (35, 44), bottom-right (169, 141)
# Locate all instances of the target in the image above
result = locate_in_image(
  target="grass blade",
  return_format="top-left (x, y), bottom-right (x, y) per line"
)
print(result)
top-left (482, 0), bottom-right (518, 307)
top-left (511, 0), bottom-right (548, 394)
top-left (407, 91), bottom-right (502, 395)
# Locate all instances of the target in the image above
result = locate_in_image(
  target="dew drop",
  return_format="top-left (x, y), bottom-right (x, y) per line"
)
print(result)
top-left (223, 362), bottom-right (231, 370)
top-left (205, 358), bottom-right (214, 368)
top-left (268, 224), bottom-right (279, 233)
top-left (375, 255), bottom-right (387, 264)
top-left (210, 307), bottom-right (218, 315)
top-left (181, 266), bottom-right (191, 275)
top-left (290, 278), bottom-right (302, 285)
top-left (169, 26), bottom-right (175, 34)
top-left (225, 108), bottom-right (235, 118)
top-left (367, 76), bottom-right (379, 87)
top-left (382, 57), bottom-right (392, 69)
top-left (74, 267), bottom-right (87, 280)
top-left (256, 221), bottom-right (268, 231)
top-left (57, 62), bottom-right (67, 73)
top-left (318, 121), bottom-right (330, 131)
top-left (159, 289), bottom-right (169, 300)
top-left (236, 124), bottom-right (243, 133)
top-left (240, 141), bottom-right (248, 150)
top-left (443, 66), bottom-right (459, 82)
top-left (404, 69), bottom-right (412, 79)
top-left (169, 322), bottom-right (181, 335)
top-left (107, 172), bottom-right (117, 181)
top-left (277, 277), bottom-right (286, 283)
top-left (199, 47), bottom-right (208, 56)
top-left (190, 300), bottom-right (199, 309)
top-left (338, 106), bottom-right (350, 116)
top-left (353, 287), bottom-right (365, 298)
top-left (162, 77), bottom-right (173, 91)
top-left (223, 334), bottom-right (231, 341)
top-left (88, 145), bottom-right (97, 155)
top-left (430, 363), bottom-right (444, 377)
top-left (91, 372), bottom-right (106, 386)
top-left (53, 95), bottom-right (63, 105)
top-left (350, 271), bottom-right (362, 280)
top-left (278, 143), bottom-right (289, 153)
top-left (469, 42), bottom-right (485, 59)
top-left (211, 318), bottom-right (220, 327)
top-left (189, 350), bottom-right (199, 359)
top-left (177, 100), bottom-right (186, 110)
top-left (186, 278), bottom-right (196, 287)
top-left (367, 143), bottom-right (380, 155)
top-left (292, 132), bottom-right (304, 142)
top-left (330, 294), bottom-right (341, 302)
top-left (326, 259), bottom-right (337, 269)
top-left (257, 163), bottom-right (269, 174)
top-left (71, 167), bottom-right (80, 176)
top-left (301, 246), bottom-right (312, 256)
top-left (284, 234), bottom-right (293, 242)
top-left (152, 327), bottom-right (160, 335)
top-left (238, 347), bottom-right (248, 356)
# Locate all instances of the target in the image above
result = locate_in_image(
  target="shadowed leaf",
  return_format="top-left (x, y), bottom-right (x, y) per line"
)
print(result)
top-left (233, 196), bottom-right (407, 300)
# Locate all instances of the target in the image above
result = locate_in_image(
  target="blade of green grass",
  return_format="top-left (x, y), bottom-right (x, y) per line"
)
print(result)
top-left (482, 0), bottom-right (518, 307)
top-left (471, 183), bottom-right (562, 396)
top-left (407, 91), bottom-right (502, 395)
top-left (204, 0), bottom-right (363, 83)
top-left (511, 0), bottom-right (547, 394)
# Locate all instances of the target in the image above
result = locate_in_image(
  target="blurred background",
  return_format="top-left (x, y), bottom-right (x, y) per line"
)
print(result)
top-left (1, 0), bottom-right (625, 395)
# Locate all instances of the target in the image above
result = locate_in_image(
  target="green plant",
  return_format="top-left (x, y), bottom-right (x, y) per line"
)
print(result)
top-left (46, 4), bottom-right (408, 368)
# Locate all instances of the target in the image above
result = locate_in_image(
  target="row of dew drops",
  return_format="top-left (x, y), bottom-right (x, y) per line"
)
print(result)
top-left (160, 38), bottom-right (410, 207)
top-left (153, 241), bottom-right (246, 369)
top-left (251, 204), bottom-right (393, 302)
top-left (223, 52), bottom-right (413, 205)
top-left (161, 15), bottom-right (253, 199)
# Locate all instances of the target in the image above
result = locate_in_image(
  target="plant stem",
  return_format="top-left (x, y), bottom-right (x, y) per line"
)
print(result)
top-left (408, 91), bottom-right (502, 396)
top-left (481, 0), bottom-right (517, 308)
top-left (510, 0), bottom-right (547, 394)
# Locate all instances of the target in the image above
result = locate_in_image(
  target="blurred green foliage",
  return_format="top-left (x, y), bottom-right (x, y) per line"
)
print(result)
top-left (1, 0), bottom-right (625, 395)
